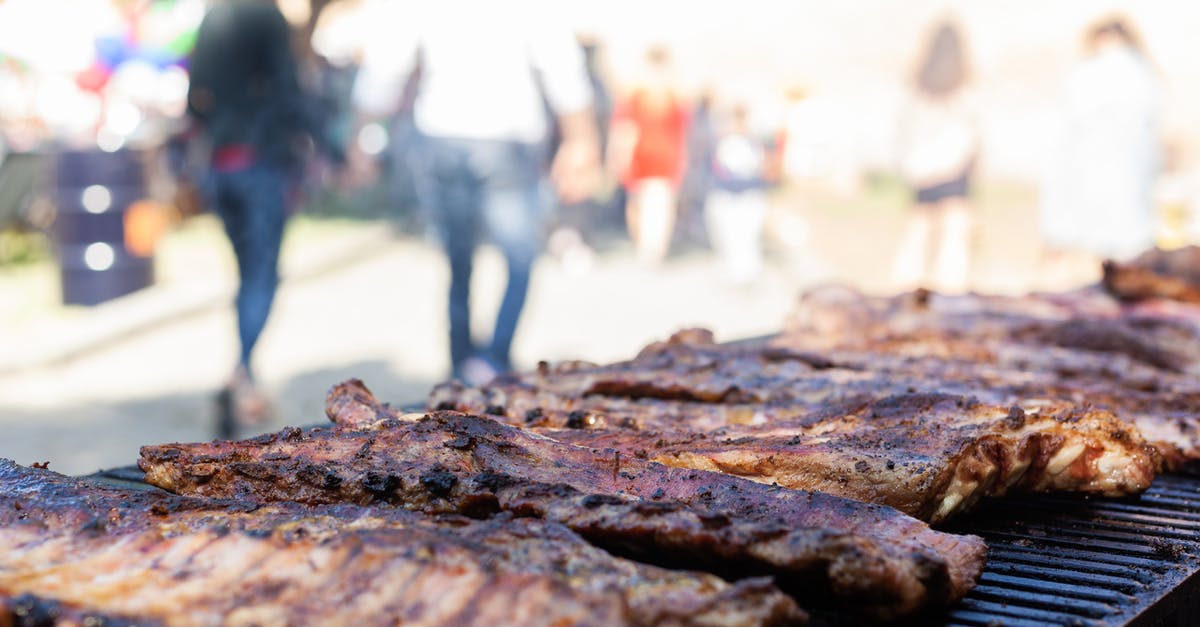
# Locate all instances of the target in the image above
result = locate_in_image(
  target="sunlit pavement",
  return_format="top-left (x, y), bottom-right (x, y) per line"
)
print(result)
top-left (0, 232), bottom-right (821, 474)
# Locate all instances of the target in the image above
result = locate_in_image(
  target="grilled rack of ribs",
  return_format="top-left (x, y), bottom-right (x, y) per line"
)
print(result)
top-left (1103, 246), bottom-right (1200, 304)
top-left (0, 459), bottom-right (804, 627)
top-left (780, 285), bottom-right (1200, 374)
top-left (537, 395), bottom-right (1158, 524)
top-left (140, 381), bottom-right (988, 621)
top-left (428, 332), bottom-right (1160, 523)
top-left (774, 285), bottom-right (1200, 468)
top-left (792, 346), bottom-right (1200, 469)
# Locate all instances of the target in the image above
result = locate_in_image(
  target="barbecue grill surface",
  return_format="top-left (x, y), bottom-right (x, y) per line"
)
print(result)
top-left (940, 474), bottom-right (1200, 627)
top-left (84, 468), bottom-right (1199, 627)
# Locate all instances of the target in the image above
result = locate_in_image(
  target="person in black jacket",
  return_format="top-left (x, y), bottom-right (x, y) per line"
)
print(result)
top-left (187, 0), bottom-right (340, 433)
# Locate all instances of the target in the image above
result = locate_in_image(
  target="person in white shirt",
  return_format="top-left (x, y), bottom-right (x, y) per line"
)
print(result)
top-left (1040, 15), bottom-right (1161, 265)
top-left (350, 1), bottom-right (599, 384)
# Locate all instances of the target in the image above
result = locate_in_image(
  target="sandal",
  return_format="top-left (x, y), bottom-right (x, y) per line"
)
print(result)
top-left (228, 367), bottom-right (275, 427)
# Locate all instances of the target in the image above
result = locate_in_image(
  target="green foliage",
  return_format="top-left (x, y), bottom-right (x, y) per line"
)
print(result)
top-left (0, 229), bottom-right (50, 267)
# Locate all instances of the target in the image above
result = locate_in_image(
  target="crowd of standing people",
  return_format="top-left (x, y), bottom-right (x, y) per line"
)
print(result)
top-left (179, 1), bottom-right (1172, 430)
top-left (339, 3), bottom-right (793, 393)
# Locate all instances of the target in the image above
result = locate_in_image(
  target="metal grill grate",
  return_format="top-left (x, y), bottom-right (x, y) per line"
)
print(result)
top-left (942, 474), bottom-right (1200, 627)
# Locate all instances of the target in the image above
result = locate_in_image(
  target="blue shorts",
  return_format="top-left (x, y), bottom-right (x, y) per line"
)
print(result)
top-left (915, 172), bottom-right (970, 204)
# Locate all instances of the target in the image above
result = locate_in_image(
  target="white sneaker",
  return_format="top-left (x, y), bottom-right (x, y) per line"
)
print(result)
top-left (458, 357), bottom-right (499, 386)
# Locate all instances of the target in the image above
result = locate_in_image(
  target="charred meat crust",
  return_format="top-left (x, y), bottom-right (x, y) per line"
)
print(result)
top-left (429, 352), bottom-right (1161, 523)
top-left (141, 391), bottom-right (986, 621)
top-left (1103, 247), bottom-right (1200, 304)
top-left (0, 460), bottom-right (805, 627)
top-left (0, 593), bottom-right (144, 627)
top-left (438, 306), bottom-right (1191, 470)
top-left (775, 286), bottom-right (1200, 466)
top-left (541, 396), bottom-right (1158, 524)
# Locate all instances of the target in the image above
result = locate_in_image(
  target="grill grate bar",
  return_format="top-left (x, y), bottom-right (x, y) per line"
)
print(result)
top-left (1014, 522), bottom-right (1200, 546)
top-left (978, 572), bottom-right (1135, 605)
top-left (944, 608), bottom-right (1070, 627)
top-left (1077, 522), bottom-right (1200, 544)
top-left (1091, 513), bottom-right (1200, 533)
top-left (1083, 502), bottom-right (1200, 523)
top-left (986, 562), bottom-right (1145, 594)
top-left (984, 547), bottom-right (1162, 581)
top-left (950, 597), bottom-right (1101, 625)
top-left (970, 584), bottom-right (1115, 618)
top-left (1006, 498), bottom-right (1200, 528)
top-left (1140, 485), bottom-right (1200, 501)
top-left (977, 530), bottom-right (1172, 561)
top-left (1140, 495), bottom-right (1200, 509)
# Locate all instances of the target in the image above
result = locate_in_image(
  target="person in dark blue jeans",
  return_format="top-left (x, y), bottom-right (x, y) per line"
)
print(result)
top-left (412, 137), bottom-right (546, 380)
top-left (187, 0), bottom-right (340, 433)
top-left (349, 4), bottom-right (599, 383)
top-left (206, 162), bottom-right (286, 379)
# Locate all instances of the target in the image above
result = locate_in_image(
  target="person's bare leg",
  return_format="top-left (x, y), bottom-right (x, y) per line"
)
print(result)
top-left (625, 184), bottom-right (642, 252)
top-left (636, 178), bottom-right (676, 264)
top-left (933, 198), bottom-right (971, 293)
top-left (890, 205), bottom-right (935, 290)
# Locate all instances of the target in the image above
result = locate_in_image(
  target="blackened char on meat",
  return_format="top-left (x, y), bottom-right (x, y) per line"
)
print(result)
top-left (0, 459), bottom-right (804, 627)
top-left (139, 381), bottom-right (987, 621)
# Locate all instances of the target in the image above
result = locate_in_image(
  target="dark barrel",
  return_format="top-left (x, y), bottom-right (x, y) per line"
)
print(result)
top-left (50, 149), bottom-right (154, 306)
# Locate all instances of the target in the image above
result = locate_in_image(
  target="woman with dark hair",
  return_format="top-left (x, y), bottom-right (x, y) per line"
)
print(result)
top-left (188, 0), bottom-right (340, 433)
top-left (891, 20), bottom-right (980, 293)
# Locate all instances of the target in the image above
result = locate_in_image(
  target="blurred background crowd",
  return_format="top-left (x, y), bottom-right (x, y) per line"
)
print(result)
top-left (2, 0), bottom-right (1199, 472)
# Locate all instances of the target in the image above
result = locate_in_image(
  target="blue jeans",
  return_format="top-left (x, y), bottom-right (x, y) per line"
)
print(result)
top-left (204, 164), bottom-right (287, 378)
top-left (410, 136), bottom-right (546, 373)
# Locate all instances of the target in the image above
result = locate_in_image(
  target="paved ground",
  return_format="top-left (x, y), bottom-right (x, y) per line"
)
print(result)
top-left (0, 182), bottom-right (1099, 475)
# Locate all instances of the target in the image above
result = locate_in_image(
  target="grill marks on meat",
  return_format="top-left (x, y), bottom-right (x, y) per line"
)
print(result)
top-left (773, 286), bottom-right (1200, 467)
top-left (0, 460), bottom-right (804, 627)
top-left (541, 395), bottom-right (1157, 524)
top-left (5, 526), bottom-right (628, 627)
top-left (141, 382), bottom-right (987, 621)
top-left (428, 338), bottom-right (1160, 521)
top-left (807, 346), bottom-right (1200, 468)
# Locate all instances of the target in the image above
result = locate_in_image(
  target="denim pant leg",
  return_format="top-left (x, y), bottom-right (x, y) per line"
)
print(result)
top-left (411, 138), bottom-right (482, 369)
top-left (481, 154), bottom-right (544, 370)
top-left (211, 166), bottom-right (286, 376)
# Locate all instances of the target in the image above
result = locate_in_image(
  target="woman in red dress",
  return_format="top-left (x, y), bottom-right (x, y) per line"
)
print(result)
top-left (608, 46), bottom-right (689, 264)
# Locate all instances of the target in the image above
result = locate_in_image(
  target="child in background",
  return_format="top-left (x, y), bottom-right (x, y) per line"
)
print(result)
top-left (705, 103), bottom-right (774, 284)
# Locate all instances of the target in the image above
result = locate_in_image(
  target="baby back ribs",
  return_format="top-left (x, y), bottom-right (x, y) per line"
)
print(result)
top-left (434, 385), bottom-right (1158, 522)
top-left (773, 287), bottom-right (1200, 467)
top-left (140, 382), bottom-right (987, 621)
top-left (538, 394), bottom-right (1158, 524)
top-left (523, 313), bottom-right (1195, 468)
top-left (804, 345), bottom-right (1200, 469)
top-left (1103, 246), bottom-right (1200, 304)
top-left (0, 459), bottom-right (804, 627)
top-left (787, 281), bottom-right (1200, 366)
